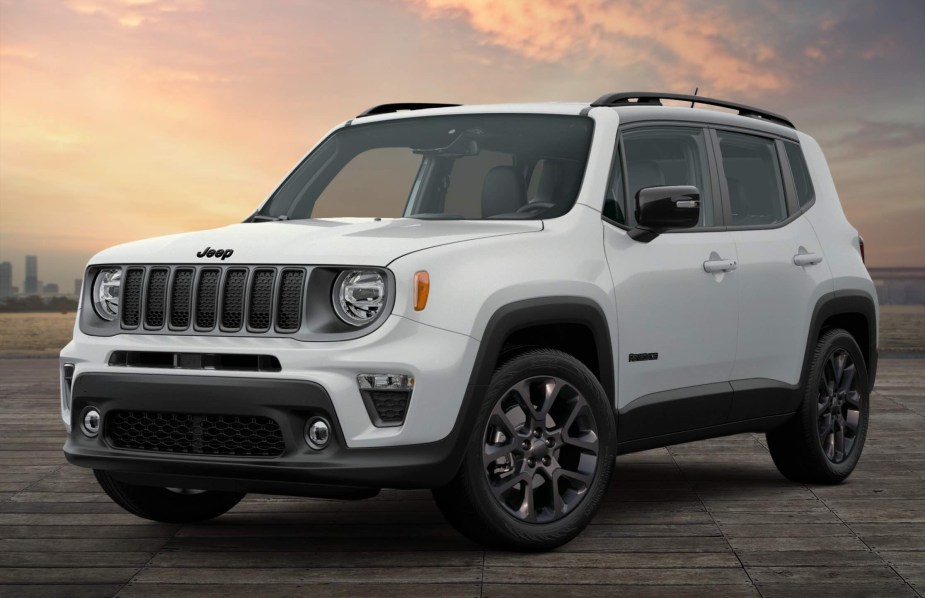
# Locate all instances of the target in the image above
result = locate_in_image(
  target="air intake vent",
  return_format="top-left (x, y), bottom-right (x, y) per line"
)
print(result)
top-left (195, 269), bottom-right (220, 329)
top-left (248, 269), bottom-right (275, 331)
top-left (276, 269), bottom-right (305, 331)
top-left (121, 268), bottom-right (145, 328)
top-left (169, 269), bottom-right (193, 329)
top-left (107, 411), bottom-right (286, 457)
top-left (220, 269), bottom-right (248, 330)
top-left (144, 269), bottom-right (169, 328)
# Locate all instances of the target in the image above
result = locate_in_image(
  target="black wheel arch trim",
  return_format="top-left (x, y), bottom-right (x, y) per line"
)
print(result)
top-left (803, 291), bottom-right (878, 393)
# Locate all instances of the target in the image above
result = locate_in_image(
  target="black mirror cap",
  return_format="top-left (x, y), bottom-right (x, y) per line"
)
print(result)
top-left (629, 185), bottom-right (701, 242)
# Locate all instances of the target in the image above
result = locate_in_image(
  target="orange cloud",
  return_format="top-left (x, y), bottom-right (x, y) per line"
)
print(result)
top-left (65, 0), bottom-right (202, 27)
top-left (407, 0), bottom-right (785, 95)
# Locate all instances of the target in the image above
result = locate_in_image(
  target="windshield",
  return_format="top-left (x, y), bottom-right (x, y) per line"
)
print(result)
top-left (256, 114), bottom-right (593, 221)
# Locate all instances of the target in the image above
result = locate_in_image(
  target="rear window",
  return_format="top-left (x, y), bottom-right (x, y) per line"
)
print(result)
top-left (784, 142), bottom-right (815, 208)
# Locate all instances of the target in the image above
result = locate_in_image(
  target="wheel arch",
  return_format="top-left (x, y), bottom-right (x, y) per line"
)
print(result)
top-left (472, 297), bottom-right (615, 406)
top-left (804, 291), bottom-right (878, 392)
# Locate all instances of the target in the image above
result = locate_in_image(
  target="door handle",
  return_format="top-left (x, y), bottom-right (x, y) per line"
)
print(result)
top-left (703, 259), bottom-right (737, 273)
top-left (793, 252), bottom-right (823, 267)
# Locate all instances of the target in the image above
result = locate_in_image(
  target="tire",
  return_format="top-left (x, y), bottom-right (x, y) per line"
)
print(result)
top-left (433, 349), bottom-right (616, 551)
top-left (94, 470), bottom-right (245, 523)
top-left (767, 328), bottom-right (870, 484)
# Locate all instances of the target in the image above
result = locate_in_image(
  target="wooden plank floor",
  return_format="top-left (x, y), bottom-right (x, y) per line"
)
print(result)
top-left (0, 357), bottom-right (922, 598)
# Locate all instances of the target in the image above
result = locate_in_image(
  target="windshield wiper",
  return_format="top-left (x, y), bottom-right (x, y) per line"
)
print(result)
top-left (249, 214), bottom-right (289, 222)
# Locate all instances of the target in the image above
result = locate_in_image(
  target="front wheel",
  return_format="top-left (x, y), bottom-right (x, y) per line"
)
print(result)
top-left (94, 470), bottom-right (245, 523)
top-left (433, 349), bottom-right (616, 551)
top-left (767, 328), bottom-right (870, 484)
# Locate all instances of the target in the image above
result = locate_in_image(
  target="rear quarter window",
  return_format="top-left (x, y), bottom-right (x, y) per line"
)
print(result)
top-left (784, 142), bottom-right (816, 209)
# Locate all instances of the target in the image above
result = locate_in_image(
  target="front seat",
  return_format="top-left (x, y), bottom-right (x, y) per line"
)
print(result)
top-left (481, 166), bottom-right (527, 217)
top-left (626, 160), bottom-right (666, 199)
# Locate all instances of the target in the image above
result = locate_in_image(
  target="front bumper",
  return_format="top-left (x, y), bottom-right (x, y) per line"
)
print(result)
top-left (60, 314), bottom-right (479, 448)
top-left (64, 372), bottom-right (470, 491)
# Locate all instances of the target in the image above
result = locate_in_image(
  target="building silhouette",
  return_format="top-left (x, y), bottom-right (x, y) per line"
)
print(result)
top-left (24, 255), bottom-right (38, 295)
top-left (0, 262), bottom-right (12, 298)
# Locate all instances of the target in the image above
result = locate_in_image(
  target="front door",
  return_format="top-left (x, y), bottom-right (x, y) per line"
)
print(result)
top-left (603, 125), bottom-right (740, 441)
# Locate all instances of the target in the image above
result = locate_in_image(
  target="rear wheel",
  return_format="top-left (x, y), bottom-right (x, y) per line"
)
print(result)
top-left (94, 470), bottom-right (244, 523)
top-left (433, 349), bottom-right (616, 551)
top-left (767, 329), bottom-right (870, 484)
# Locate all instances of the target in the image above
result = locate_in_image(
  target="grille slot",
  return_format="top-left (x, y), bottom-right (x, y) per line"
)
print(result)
top-left (144, 269), bottom-right (169, 328)
top-left (276, 269), bottom-right (305, 331)
top-left (121, 268), bottom-right (145, 328)
top-left (221, 269), bottom-right (248, 330)
top-left (169, 269), bottom-right (194, 329)
top-left (107, 410), bottom-right (285, 457)
top-left (195, 269), bottom-right (220, 330)
top-left (248, 269), bottom-right (276, 331)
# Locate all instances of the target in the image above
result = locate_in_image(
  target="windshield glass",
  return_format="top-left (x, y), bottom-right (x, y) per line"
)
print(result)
top-left (257, 114), bottom-right (593, 221)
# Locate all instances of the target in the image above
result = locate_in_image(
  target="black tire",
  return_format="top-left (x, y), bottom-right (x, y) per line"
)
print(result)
top-left (94, 470), bottom-right (245, 523)
top-left (433, 349), bottom-right (616, 551)
top-left (767, 328), bottom-right (870, 484)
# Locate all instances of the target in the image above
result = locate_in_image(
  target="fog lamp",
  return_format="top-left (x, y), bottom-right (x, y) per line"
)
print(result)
top-left (305, 416), bottom-right (331, 450)
top-left (81, 407), bottom-right (101, 438)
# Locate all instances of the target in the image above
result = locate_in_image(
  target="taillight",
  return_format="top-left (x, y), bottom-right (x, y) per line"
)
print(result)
top-left (858, 236), bottom-right (866, 264)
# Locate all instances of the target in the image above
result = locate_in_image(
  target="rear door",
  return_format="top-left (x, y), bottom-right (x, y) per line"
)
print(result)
top-left (712, 129), bottom-right (834, 420)
top-left (603, 125), bottom-right (740, 441)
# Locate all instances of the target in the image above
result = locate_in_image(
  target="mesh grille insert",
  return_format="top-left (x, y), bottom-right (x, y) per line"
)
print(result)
top-left (144, 269), bottom-right (169, 328)
top-left (276, 269), bottom-right (305, 331)
top-left (221, 269), bottom-right (248, 330)
top-left (248, 269), bottom-right (276, 330)
top-left (121, 268), bottom-right (145, 328)
top-left (195, 269), bottom-right (220, 329)
top-left (169, 269), bottom-right (194, 329)
top-left (107, 410), bottom-right (285, 457)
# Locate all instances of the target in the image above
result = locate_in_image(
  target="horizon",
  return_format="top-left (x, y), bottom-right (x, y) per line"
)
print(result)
top-left (1, 0), bottom-right (924, 286)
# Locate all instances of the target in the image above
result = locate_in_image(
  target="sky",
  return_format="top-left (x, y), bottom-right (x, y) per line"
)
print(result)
top-left (1, 0), bottom-right (924, 289)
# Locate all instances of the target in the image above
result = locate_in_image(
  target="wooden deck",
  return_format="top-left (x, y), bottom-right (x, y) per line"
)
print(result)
top-left (0, 357), bottom-right (922, 597)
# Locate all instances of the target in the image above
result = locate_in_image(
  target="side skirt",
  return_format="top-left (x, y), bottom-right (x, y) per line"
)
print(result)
top-left (617, 413), bottom-right (795, 455)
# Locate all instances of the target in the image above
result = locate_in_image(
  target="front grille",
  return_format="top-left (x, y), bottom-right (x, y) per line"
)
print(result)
top-left (114, 265), bottom-right (307, 335)
top-left (106, 410), bottom-right (286, 457)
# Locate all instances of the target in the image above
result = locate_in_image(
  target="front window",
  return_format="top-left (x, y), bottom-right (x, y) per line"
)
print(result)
top-left (257, 114), bottom-right (593, 221)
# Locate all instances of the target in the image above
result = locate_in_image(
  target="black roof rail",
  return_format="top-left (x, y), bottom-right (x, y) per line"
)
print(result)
top-left (356, 103), bottom-right (461, 118)
top-left (590, 91), bottom-right (795, 129)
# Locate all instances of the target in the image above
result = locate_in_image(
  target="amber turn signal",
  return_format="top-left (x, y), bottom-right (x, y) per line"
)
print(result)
top-left (413, 271), bottom-right (430, 311)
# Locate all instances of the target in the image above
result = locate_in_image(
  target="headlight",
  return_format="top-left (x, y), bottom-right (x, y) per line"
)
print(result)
top-left (333, 270), bottom-right (386, 326)
top-left (92, 268), bottom-right (122, 321)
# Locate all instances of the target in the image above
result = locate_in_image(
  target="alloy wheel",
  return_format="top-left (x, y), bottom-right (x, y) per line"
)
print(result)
top-left (816, 348), bottom-right (862, 464)
top-left (483, 376), bottom-right (600, 523)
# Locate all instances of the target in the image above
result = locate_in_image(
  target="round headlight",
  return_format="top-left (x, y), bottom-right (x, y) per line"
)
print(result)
top-left (333, 270), bottom-right (386, 326)
top-left (92, 268), bottom-right (122, 321)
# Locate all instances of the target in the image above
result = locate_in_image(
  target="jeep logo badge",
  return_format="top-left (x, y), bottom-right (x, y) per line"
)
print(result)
top-left (196, 247), bottom-right (234, 260)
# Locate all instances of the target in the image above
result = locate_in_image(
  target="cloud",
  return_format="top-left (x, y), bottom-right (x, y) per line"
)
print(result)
top-left (65, 0), bottom-right (202, 27)
top-left (830, 120), bottom-right (925, 159)
top-left (405, 0), bottom-right (787, 95)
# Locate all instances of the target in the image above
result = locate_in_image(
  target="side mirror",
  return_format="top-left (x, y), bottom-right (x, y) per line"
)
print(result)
top-left (628, 185), bottom-right (701, 242)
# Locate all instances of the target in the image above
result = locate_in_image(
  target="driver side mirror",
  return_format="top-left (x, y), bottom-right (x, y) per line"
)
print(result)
top-left (628, 185), bottom-right (701, 242)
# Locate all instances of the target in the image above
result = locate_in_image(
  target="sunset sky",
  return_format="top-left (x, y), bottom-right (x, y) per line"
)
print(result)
top-left (1, 0), bottom-right (924, 288)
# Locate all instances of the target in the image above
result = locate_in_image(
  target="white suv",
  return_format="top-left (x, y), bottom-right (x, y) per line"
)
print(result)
top-left (61, 92), bottom-right (878, 550)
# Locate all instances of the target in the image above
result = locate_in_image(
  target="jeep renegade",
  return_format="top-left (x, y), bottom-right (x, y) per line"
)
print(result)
top-left (61, 92), bottom-right (878, 550)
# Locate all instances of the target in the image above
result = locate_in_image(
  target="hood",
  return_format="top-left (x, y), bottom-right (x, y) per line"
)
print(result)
top-left (89, 218), bottom-right (543, 267)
